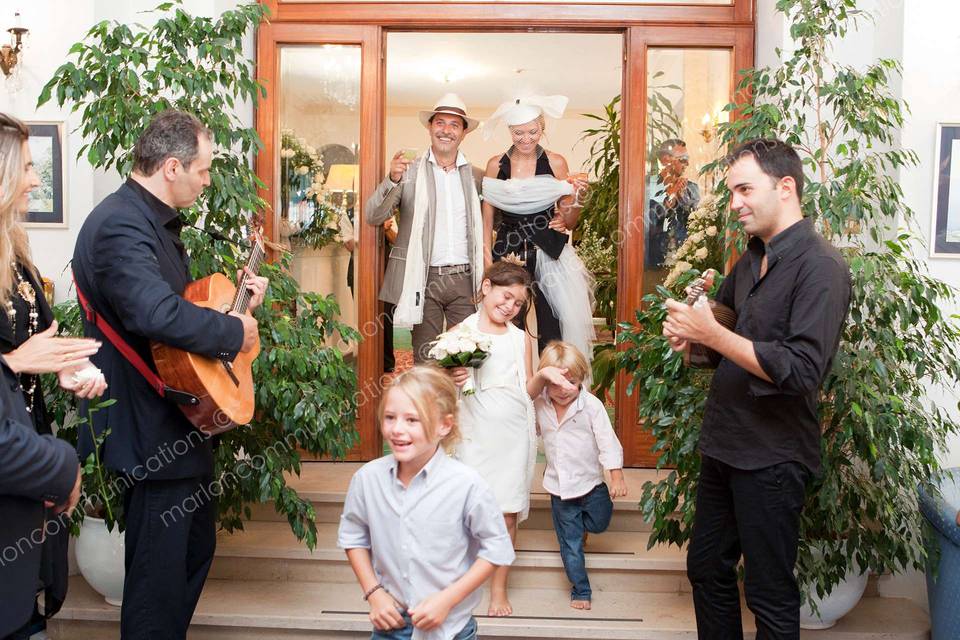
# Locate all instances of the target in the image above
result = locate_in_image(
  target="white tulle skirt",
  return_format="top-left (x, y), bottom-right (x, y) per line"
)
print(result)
top-left (535, 244), bottom-right (596, 369)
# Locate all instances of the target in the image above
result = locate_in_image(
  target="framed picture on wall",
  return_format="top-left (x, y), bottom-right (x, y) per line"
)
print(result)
top-left (23, 121), bottom-right (67, 227)
top-left (931, 123), bottom-right (960, 258)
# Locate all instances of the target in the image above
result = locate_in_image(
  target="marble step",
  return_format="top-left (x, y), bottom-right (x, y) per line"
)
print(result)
top-left (209, 520), bottom-right (690, 594)
top-left (248, 462), bottom-right (663, 533)
top-left (49, 575), bottom-right (929, 640)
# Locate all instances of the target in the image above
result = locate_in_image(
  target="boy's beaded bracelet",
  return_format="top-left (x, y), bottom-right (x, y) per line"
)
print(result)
top-left (363, 583), bottom-right (385, 601)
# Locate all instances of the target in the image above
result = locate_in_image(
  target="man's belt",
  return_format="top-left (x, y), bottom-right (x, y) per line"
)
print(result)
top-left (428, 264), bottom-right (471, 276)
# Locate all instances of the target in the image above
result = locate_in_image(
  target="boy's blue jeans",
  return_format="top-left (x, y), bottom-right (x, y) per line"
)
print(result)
top-left (371, 613), bottom-right (477, 639)
top-left (550, 482), bottom-right (614, 601)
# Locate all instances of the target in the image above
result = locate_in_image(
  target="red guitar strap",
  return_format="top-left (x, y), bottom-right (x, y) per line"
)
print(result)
top-left (72, 271), bottom-right (198, 406)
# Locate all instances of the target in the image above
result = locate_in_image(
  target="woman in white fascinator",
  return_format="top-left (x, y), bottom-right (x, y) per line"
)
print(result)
top-left (479, 95), bottom-right (596, 366)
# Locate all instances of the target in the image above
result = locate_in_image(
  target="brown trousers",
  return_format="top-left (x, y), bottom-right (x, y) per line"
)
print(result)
top-left (411, 270), bottom-right (476, 362)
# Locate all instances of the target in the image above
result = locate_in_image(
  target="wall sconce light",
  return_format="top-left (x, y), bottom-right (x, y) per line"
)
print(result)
top-left (0, 12), bottom-right (28, 78)
top-left (700, 112), bottom-right (717, 143)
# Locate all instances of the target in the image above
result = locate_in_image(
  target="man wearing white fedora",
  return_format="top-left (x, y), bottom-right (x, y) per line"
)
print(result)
top-left (366, 93), bottom-right (485, 362)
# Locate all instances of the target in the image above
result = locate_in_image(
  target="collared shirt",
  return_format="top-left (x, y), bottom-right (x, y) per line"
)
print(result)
top-left (700, 218), bottom-right (851, 474)
top-left (427, 149), bottom-right (470, 267)
top-left (338, 448), bottom-right (515, 640)
top-left (534, 388), bottom-right (624, 500)
top-left (125, 177), bottom-right (188, 264)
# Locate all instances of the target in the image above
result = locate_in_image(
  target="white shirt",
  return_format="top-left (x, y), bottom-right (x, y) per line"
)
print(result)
top-left (535, 388), bottom-right (624, 500)
top-left (427, 148), bottom-right (470, 266)
top-left (338, 448), bottom-right (515, 640)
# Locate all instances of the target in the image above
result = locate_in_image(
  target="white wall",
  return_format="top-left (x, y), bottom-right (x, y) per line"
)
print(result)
top-left (0, 1), bottom-right (96, 304)
top-left (898, 2), bottom-right (960, 471)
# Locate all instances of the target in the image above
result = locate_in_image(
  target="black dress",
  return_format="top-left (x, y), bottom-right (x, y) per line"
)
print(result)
top-left (0, 264), bottom-right (68, 637)
top-left (492, 147), bottom-right (565, 352)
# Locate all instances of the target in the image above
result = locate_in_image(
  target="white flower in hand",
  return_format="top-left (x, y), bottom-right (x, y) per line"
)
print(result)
top-left (456, 337), bottom-right (477, 353)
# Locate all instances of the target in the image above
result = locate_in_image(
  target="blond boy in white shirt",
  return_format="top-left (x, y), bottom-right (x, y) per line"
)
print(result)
top-left (339, 367), bottom-right (515, 639)
top-left (534, 342), bottom-right (627, 610)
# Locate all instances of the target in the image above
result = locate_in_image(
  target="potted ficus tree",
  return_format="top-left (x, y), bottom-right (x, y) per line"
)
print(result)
top-left (619, 0), bottom-right (960, 628)
top-left (39, 0), bottom-right (362, 598)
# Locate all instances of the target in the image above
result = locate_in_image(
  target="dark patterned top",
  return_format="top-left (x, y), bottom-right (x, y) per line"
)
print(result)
top-left (0, 263), bottom-right (53, 432)
top-left (492, 147), bottom-right (567, 261)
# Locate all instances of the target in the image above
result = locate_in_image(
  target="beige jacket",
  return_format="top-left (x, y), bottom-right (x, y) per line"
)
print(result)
top-left (365, 159), bottom-right (484, 304)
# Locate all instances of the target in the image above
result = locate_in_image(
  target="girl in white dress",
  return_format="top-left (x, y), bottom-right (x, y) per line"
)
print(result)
top-left (451, 260), bottom-right (575, 617)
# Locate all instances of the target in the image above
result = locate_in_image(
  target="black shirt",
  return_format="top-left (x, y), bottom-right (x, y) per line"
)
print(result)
top-left (699, 218), bottom-right (851, 474)
top-left (125, 178), bottom-right (189, 270)
top-left (493, 148), bottom-right (567, 260)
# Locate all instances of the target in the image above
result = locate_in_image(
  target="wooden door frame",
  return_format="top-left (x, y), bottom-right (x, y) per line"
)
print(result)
top-left (264, 0), bottom-right (754, 26)
top-left (256, 22), bottom-right (385, 460)
top-left (256, 2), bottom-right (755, 466)
top-left (618, 25), bottom-right (754, 467)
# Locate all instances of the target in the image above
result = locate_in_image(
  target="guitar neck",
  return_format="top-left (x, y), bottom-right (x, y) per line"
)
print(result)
top-left (684, 277), bottom-right (707, 306)
top-left (231, 237), bottom-right (265, 314)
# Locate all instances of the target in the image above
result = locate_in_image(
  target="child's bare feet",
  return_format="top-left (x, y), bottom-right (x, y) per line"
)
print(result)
top-left (488, 593), bottom-right (513, 616)
top-left (571, 599), bottom-right (592, 610)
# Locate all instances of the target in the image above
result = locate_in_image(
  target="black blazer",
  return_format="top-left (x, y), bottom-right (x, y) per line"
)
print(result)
top-left (0, 265), bottom-right (71, 624)
top-left (0, 357), bottom-right (78, 637)
top-left (72, 182), bottom-right (244, 480)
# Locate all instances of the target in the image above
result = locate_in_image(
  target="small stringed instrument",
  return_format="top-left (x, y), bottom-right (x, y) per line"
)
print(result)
top-left (683, 274), bottom-right (738, 368)
top-left (151, 231), bottom-right (265, 435)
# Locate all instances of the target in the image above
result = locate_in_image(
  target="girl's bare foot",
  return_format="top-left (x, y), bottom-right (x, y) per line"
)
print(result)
top-left (488, 514), bottom-right (517, 617)
top-left (488, 593), bottom-right (513, 616)
top-left (571, 599), bottom-right (592, 610)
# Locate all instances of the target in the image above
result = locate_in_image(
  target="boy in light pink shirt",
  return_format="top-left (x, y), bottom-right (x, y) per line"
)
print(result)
top-left (533, 341), bottom-right (627, 610)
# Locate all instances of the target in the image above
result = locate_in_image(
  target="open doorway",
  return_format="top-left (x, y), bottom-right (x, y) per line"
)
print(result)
top-left (382, 32), bottom-right (624, 401)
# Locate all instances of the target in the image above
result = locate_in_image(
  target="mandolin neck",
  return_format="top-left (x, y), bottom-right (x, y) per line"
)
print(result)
top-left (231, 238), bottom-right (264, 315)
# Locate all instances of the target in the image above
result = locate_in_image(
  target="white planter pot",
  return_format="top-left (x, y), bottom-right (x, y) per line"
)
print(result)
top-left (76, 516), bottom-right (125, 606)
top-left (799, 565), bottom-right (868, 629)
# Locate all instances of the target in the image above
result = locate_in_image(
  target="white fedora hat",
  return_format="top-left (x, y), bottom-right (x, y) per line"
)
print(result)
top-left (418, 93), bottom-right (479, 133)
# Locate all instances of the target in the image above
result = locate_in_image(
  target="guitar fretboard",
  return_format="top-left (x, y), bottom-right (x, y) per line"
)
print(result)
top-left (231, 236), bottom-right (265, 315)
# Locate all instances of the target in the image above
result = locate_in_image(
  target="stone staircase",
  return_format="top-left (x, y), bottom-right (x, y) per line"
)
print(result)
top-left (49, 464), bottom-right (930, 639)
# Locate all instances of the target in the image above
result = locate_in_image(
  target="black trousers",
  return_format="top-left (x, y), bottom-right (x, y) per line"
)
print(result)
top-left (687, 455), bottom-right (809, 640)
top-left (2, 604), bottom-right (44, 640)
top-left (383, 302), bottom-right (395, 372)
top-left (121, 476), bottom-right (217, 640)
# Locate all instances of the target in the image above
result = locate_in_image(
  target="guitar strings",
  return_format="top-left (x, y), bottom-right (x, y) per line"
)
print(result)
top-left (232, 240), bottom-right (265, 314)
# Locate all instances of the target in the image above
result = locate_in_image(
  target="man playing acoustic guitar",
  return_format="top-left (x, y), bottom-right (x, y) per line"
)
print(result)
top-left (663, 139), bottom-right (851, 639)
top-left (73, 110), bottom-right (268, 640)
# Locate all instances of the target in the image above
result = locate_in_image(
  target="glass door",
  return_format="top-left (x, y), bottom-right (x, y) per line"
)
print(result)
top-left (618, 26), bottom-right (752, 466)
top-left (257, 24), bottom-right (384, 460)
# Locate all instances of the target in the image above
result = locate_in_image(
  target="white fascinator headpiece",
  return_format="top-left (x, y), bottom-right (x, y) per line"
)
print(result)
top-left (481, 95), bottom-right (569, 140)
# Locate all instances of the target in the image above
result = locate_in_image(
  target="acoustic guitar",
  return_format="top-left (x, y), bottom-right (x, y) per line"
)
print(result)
top-left (151, 231), bottom-right (265, 435)
top-left (684, 274), bottom-right (737, 368)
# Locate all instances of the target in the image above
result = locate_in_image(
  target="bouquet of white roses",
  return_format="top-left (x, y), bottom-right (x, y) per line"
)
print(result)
top-left (427, 324), bottom-right (493, 395)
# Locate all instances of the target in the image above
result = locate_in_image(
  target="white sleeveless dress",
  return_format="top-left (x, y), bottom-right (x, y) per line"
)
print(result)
top-left (455, 313), bottom-right (537, 519)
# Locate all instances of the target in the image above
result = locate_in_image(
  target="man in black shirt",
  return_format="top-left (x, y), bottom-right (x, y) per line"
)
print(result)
top-left (74, 110), bottom-right (268, 639)
top-left (663, 139), bottom-right (851, 639)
